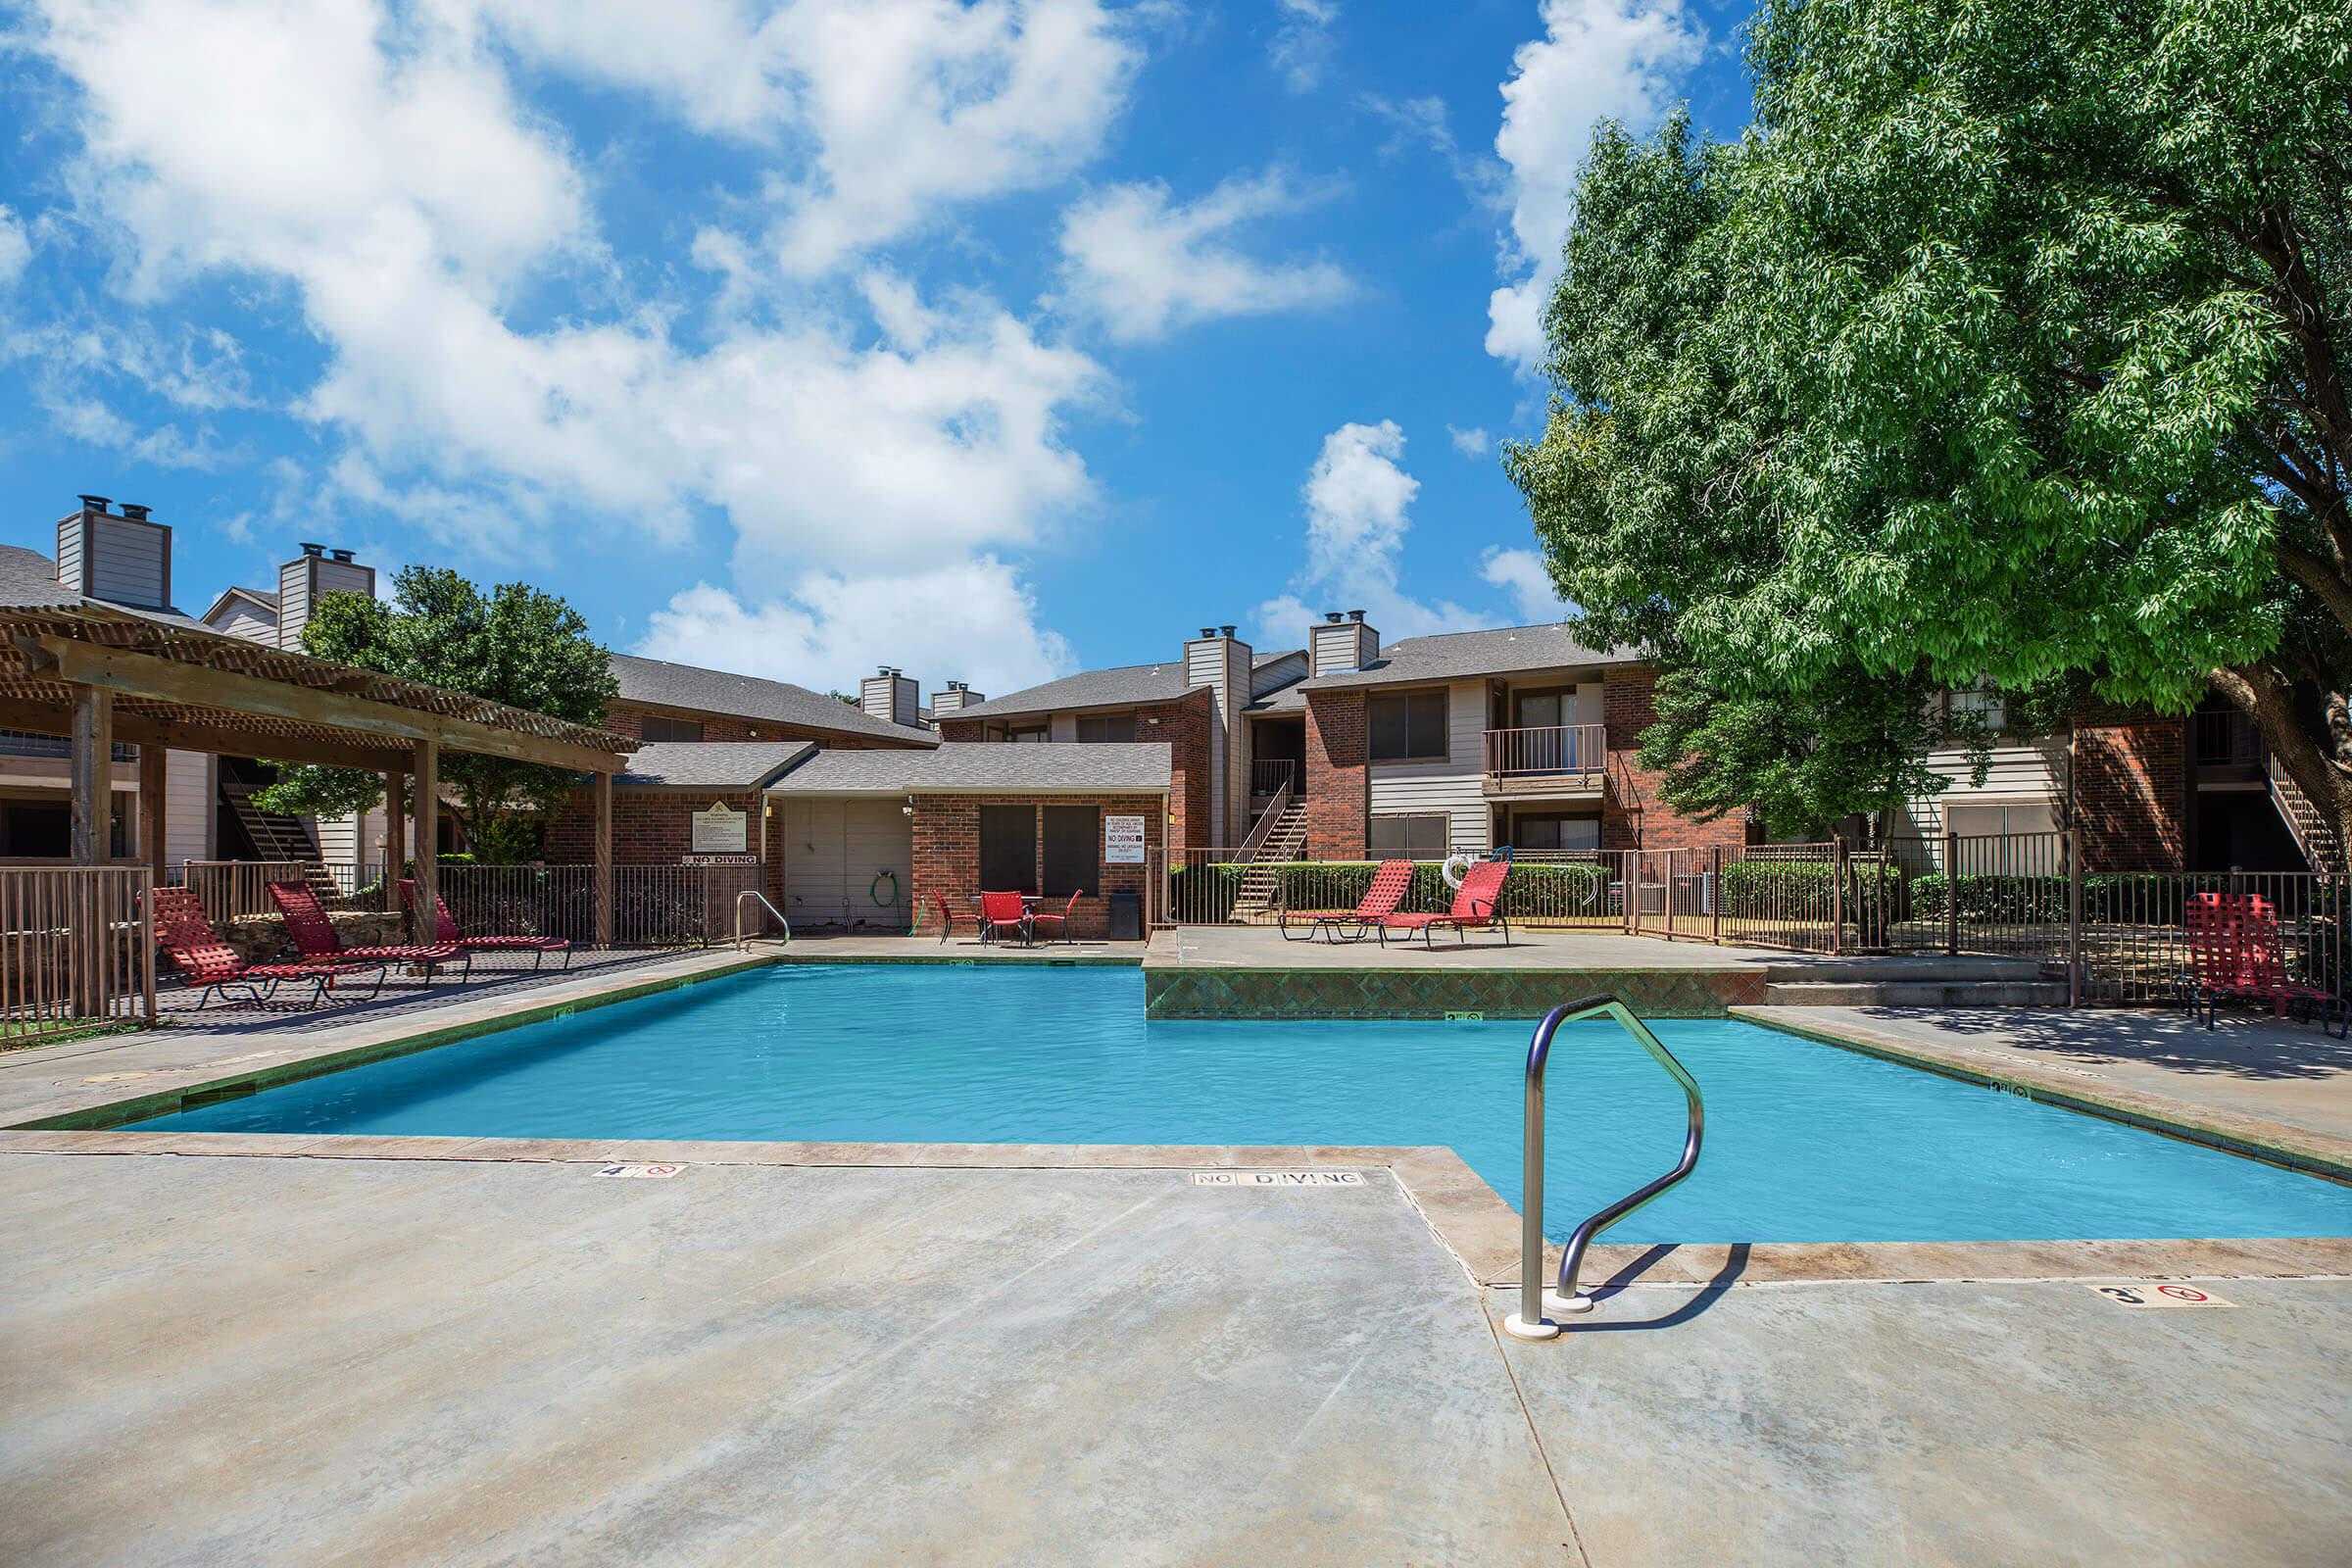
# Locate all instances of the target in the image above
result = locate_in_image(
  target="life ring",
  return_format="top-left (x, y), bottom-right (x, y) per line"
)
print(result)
top-left (870, 869), bottom-right (899, 906)
top-left (1441, 853), bottom-right (1476, 890)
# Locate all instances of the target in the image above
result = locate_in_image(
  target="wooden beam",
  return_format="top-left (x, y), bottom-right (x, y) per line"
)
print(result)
top-left (594, 769), bottom-right (613, 948)
top-left (383, 769), bottom-right (407, 921)
top-left (0, 699), bottom-right (408, 771)
top-left (35, 637), bottom-right (624, 773)
top-left (70, 684), bottom-right (111, 865)
top-left (138, 743), bottom-right (167, 873)
top-left (413, 741), bottom-right (439, 946)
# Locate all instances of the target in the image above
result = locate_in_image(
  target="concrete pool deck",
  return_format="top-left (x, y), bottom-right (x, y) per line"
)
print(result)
top-left (3, 1147), bottom-right (2346, 1566)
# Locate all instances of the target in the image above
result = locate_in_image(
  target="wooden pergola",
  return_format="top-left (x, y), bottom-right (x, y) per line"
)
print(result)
top-left (0, 601), bottom-right (637, 943)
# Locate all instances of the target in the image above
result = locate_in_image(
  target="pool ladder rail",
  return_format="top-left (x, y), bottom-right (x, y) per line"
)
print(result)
top-left (1504, 994), bottom-right (1705, 1343)
top-left (734, 890), bottom-right (791, 950)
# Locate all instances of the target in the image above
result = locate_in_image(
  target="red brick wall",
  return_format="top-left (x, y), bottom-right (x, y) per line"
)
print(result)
top-left (910, 793), bottom-right (1165, 940)
top-left (605, 702), bottom-right (915, 749)
top-left (1601, 665), bottom-right (1748, 851)
top-left (937, 692), bottom-right (1208, 850)
top-left (2073, 710), bottom-right (2187, 870)
top-left (1303, 690), bottom-right (1367, 858)
top-left (546, 788), bottom-right (782, 901)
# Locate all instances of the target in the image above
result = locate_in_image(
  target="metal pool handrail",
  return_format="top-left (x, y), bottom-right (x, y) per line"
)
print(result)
top-left (734, 890), bottom-right (791, 950)
top-left (1503, 994), bottom-right (1704, 1342)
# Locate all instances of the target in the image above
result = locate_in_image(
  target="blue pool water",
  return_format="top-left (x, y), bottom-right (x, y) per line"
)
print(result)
top-left (138, 966), bottom-right (2352, 1243)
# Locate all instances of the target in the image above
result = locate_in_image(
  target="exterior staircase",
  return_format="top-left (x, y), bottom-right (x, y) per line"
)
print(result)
top-left (2268, 756), bottom-right (2345, 872)
top-left (1233, 799), bottom-right (1309, 917)
top-left (220, 775), bottom-right (322, 864)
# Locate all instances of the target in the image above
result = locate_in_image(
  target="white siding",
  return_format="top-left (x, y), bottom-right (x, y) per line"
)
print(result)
top-left (54, 517), bottom-right (84, 595)
top-left (1049, 711), bottom-right (1078, 742)
top-left (781, 798), bottom-right (912, 931)
top-left (276, 558), bottom-right (312, 650)
top-left (1367, 679), bottom-right (1491, 854)
top-left (163, 748), bottom-right (213, 865)
top-left (314, 559), bottom-right (374, 603)
top-left (1898, 738), bottom-right (2067, 858)
top-left (1250, 650), bottom-right (1308, 698)
top-left (84, 517), bottom-right (168, 608)
top-left (209, 601), bottom-right (279, 644)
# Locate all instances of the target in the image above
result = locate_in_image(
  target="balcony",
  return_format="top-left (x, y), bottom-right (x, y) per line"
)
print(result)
top-left (0, 729), bottom-right (134, 763)
top-left (2193, 710), bottom-right (2264, 786)
top-left (1483, 723), bottom-right (1606, 797)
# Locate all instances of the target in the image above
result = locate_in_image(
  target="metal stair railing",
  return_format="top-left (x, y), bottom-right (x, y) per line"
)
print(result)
top-left (1503, 994), bottom-right (1705, 1342)
top-left (1233, 771), bottom-right (1295, 865)
top-left (734, 890), bottom-right (791, 949)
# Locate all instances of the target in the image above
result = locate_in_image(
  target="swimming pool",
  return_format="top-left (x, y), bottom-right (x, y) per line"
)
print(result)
top-left (137, 965), bottom-right (2352, 1243)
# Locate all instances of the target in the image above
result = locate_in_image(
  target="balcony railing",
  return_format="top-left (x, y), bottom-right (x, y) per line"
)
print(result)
top-left (1250, 759), bottom-right (1297, 797)
top-left (0, 729), bottom-right (134, 762)
top-left (2193, 710), bottom-right (2263, 770)
top-left (1483, 723), bottom-right (1605, 785)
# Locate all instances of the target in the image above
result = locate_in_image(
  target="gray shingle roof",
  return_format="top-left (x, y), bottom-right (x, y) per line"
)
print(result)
top-left (617, 741), bottom-right (817, 789)
top-left (0, 544), bottom-right (210, 629)
top-left (612, 653), bottom-right (937, 745)
top-left (769, 741), bottom-right (1171, 795)
top-left (947, 662), bottom-right (1199, 721)
top-left (1297, 622), bottom-right (1637, 690)
top-left (202, 585), bottom-right (280, 621)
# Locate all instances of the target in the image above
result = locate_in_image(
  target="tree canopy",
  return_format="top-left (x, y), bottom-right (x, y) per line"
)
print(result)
top-left (1510, 0), bottom-right (2352, 846)
top-left (254, 566), bottom-right (618, 862)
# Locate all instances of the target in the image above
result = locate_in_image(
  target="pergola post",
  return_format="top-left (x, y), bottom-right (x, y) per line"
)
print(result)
top-left (69, 683), bottom-right (112, 866)
top-left (138, 743), bottom-right (167, 875)
top-left (412, 741), bottom-right (438, 944)
top-left (594, 769), bottom-right (613, 948)
top-left (383, 769), bottom-right (407, 918)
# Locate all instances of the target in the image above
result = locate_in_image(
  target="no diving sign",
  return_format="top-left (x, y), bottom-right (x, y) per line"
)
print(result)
top-left (2085, 1281), bottom-right (2235, 1309)
top-left (1192, 1171), bottom-right (1364, 1188)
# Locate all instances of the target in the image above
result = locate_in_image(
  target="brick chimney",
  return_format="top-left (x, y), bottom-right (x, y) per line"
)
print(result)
top-left (860, 666), bottom-right (922, 727)
top-left (1308, 609), bottom-right (1379, 676)
top-left (55, 494), bottom-right (172, 610)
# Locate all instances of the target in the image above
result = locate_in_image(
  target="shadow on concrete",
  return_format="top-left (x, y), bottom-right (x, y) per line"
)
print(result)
top-left (148, 950), bottom-right (698, 1039)
top-left (1569, 1242), bottom-right (1751, 1333)
top-left (1855, 1005), bottom-right (2352, 1082)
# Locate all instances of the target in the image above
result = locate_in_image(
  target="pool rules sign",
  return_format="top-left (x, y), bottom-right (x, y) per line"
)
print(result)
top-left (1104, 814), bottom-right (1146, 863)
top-left (691, 801), bottom-right (748, 856)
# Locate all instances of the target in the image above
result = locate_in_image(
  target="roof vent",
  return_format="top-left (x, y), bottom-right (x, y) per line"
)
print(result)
top-left (1323, 611), bottom-right (1345, 624)
top-left (1348, 609), bottom-right (1366, 622)
top-left (120, 503), bottom-right (152, 522)
top-left (329, 547), bottom-right (355, 563)
top-left (300, 542), bottom-right (324, 558)
top-left (1219, 624), bottom-right (1236, 638)
top-left (77, 494), bottom-right (111, 514)
top-left (1200, 626), bottom-right (1217, 638)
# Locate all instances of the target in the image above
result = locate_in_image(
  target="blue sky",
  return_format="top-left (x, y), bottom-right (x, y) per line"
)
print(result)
top-left (0, 0), bottom-right (1754, 696)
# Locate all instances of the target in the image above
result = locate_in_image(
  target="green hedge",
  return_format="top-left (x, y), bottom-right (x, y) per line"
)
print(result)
top-left (1174, 859), bottom-right (1614, 920)
top-left (1908, 872), bottom-right (2245, 925)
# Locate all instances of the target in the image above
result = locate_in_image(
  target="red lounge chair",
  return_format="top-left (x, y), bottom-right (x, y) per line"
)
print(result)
top-left (932, 891), bottom-right (985, 944)
top-left (267, 880), bottom-right (470, 983)
top-left (2238, 896), bottom-right (2350, 1039)
top-left (1027, 890), bottom-right (1082, 944)
top-left (399, 879), bottom-right (571, 970)
top-left (1382, 859), bottom-right (1511, 948)
top-left (978, 891), bottom-right (1033, 947)
top-left (1280, 860), bottom-right (1414, 943)
top-left (2183, 893), bottom-right (2270, 1026)
top-left (150, 886), bottom-right (381, 1008)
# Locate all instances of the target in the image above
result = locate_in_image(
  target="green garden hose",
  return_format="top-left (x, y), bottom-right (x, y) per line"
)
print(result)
top-left (871, 869), bottom-right (899, 906)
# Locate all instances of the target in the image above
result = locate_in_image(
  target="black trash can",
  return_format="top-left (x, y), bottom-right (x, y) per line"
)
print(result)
top-left (1106, 890), bottom-right (1143, 942)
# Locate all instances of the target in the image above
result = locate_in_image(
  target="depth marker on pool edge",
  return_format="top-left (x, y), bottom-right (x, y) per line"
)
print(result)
top-left (2084, 1282), bottom-right (2236, 1309)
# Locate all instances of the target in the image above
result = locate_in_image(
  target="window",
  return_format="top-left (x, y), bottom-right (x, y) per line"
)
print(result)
top-left (1944, 681), bottom-right (2007, 732)
top-left (1007, 724), bottom-right (1050, 743)
top-left (1368, 690), bottom-right (1447, 761)
top-left (1042, 805), bottom-right (1101, 897)
top-left (1944, 802), bottom-right (2057, 839)
top-left (978, 805), bottom-right (1037, 892)
top-left (1511, 814), bottom-right (1600, 852)
top-left (641, 713), bottom-right (705, 743)
top-left (1368, 813), bottom-right (1451, 858)
top-left (1074, 712), bottom-right (1136, 744)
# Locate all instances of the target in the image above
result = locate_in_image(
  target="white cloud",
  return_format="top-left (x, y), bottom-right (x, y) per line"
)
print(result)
top-left (1447, 423), bottom-right (1490, 457)
top-left (640, 562), bottom-right (1075, 698)
top-left (1486, 0), bottom-right (1704, 369)
top-left (1052, 170), bottom-right (1353, 342)
top-left (1480, 546), bottom-right (1567, 621)
top-left (763, 0), bottom-right (1142, 275)
top-left (0, 207), bottom-right (29, 286)
top-left (1270, 0), bottom-right (1337, 93)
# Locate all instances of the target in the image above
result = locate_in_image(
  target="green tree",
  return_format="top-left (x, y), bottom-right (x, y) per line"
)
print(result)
top-left (1512, 0), bottom-right (2352, 846)
top-left (254, 567), bottom-right (618, 862)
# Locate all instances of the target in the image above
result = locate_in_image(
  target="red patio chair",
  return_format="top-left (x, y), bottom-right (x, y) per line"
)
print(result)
top-left (399, 879), bottom-right (572, 970)
top-left (1382, 859), bottom-right (1512, 948)
top-left (931, 891), bottom-right (986, 944)
top-left (150, 886), bottom-right (381, 1008)
top-left (2238, 896), bottom-right (2350, 1039)
top-left (1280, 860), bottom-right (1414, 944)
top-left (978, 890), bottom-right (1033, 947)
top-left (1027, 890), bottom-right (1083, 944)
top-left (2182, 893), bottom-right (2268, 1028)
top-left (266, 880), bottom-right (470, 984)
